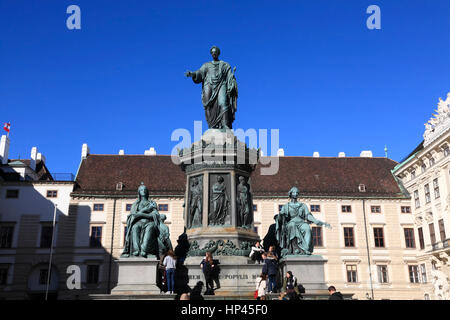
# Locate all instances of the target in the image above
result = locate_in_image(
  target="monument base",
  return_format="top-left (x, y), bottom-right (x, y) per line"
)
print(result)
top-left (110, 256), bottom-right (160, 295)
top-left (184, 256), bottom-right (263, 296)
top-left (280, 255), bottom-right (329, 292)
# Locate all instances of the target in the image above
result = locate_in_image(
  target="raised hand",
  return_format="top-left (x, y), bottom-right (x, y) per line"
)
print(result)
top-left (185, 71), bottom-right (192, 77)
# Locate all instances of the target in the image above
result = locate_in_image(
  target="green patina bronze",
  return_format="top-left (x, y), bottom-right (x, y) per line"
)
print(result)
top-left (276, 187), bottom-right (331, 257)
top-left (187, 239), bottom-right (253, 257)
top-left (237, 175), bottom-right (253, 229)
top-left (185, 46), bottom-right (238, 129)
top-left (121, 183), bottom-right (170, 258)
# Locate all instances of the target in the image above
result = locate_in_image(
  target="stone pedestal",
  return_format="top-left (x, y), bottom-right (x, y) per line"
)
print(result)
top-left (280, 255), bottom-right (328, 293)
top-left (184, 256), bottom-right (263, 296)
top-left (178, 129), bottom-right (260, 253)
top-left (111, 257), bottom-right (160, 295)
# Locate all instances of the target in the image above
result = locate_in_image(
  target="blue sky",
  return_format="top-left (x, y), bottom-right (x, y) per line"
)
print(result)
top-left (1, 0), bottom-right (449, 174)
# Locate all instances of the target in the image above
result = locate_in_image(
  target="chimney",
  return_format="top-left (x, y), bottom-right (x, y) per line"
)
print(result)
top-left (119, 150), bottom-right (125, 155)
top-left (37, 152), bottom-right (46, 163)
top-left (277, 148), bottom-right (285, 157)
top-left (30, 147), bottom-right (38, 171)
top-left (313, 151), bottom-right (320, 158)
top-left (360, 150), bottom-right (373, 158)
top-left (81, 143), bottom-right (90, 159)
top-left (144, 147), bottom-right (156, 156)
top-left (0, 135), bottom-right (10, 165)
top-left (338, 152), bottom-right (346, 157)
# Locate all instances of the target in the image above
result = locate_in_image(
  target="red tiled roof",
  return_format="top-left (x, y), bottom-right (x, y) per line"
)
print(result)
top-left (73, 155), bottom-right (186, 196)
top-left (252, 156), bottom-right (405, 198)
top-left (73, 155), bottom-right (406, 199)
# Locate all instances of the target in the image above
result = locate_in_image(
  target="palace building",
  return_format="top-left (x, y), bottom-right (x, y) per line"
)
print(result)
top-left (393, 93), bottom-right (450, 300)
top-left (1, 94), bottom-right (450, 300)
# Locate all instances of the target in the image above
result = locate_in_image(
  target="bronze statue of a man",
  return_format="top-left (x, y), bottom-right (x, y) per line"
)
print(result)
top-left (189, 177), bottom-right (202, 228)
top-left (185, 46), bottom-right (238, 129)
top-left (209, 175), bottom-right (229, 225)
top-left (237, 176), bottom-right (252, 228)
top-left (276, 187), bottom-right (331, 256)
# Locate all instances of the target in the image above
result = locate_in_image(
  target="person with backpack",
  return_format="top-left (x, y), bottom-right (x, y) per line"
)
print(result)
top-left (255, 273), bottom-right (267, 300)
top-left (282, 271), bottom-right (302, 299)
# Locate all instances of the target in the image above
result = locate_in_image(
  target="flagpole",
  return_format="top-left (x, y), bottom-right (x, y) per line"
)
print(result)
top-left (45, 203), bottom-right (57, 301)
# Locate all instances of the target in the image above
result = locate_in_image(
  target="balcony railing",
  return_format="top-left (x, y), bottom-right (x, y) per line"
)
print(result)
top-left (431, 239), bottom-right (450, 251)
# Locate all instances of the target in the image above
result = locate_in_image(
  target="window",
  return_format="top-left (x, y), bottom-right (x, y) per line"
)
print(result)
top-left (158, 204), bottom-right (168, 212)
top-left (46, 190), bottom-right (58, 198)
top-left (346, 265), bottom-right (357, 283)
top-left (444, 145), bottom-right (450, 157)
top-left (408, 265), bottom-right (420, 283)
top-left (0, 225), bottom-right (14, 248)
top-left (90, 226), bottom-right (102, 248)
top-left (438, 219), bottom-right (446, 242)
top-left (310, 205), bottom-right (320, 212)
top-left (418, 227), bottom-right (425, 250)
top-left (5, 190), bottom-right (18, 198)
top-left (401, 206), bottom-right (411, 214)
top-left (420, 264), bottom-right (427, 283)
top-left (414, 190), bottom-right (420, 208)
top-left (0, 266), bottom-right (8, 285)
top-left (253, 226), bottom-right (258, 234)
top-left (429, 223), bottom-right (436, 245)
top-left (424, 184), bottom-right (431, 203)
top-left (312, 226), bottom-right (323, 247)
top-left (93, 204), bottom-right (104, 211)
top-left (125, 204), bottom-right (132, 211)
top-left (421, 164), bottom-right (426, 173)
top-left (411, 170), bottom-right (416, 179)
top-left (377, 265), bottom-right (388, 283)
top-left (87, 265), bottom-right (99, 284)
top-left (342, 205), bottom-right (352, 213)
top-left (371, 206), bottom-right (381, 214)
top-left (39, 269), bottom-right (49, 285)
top-left (433, 178), bottom-right (440, 199)
top-left (404, 228), bottom-right (416, 248)
top-left (373, 228), bottom-right (385, 248)
top-left (253, 204), bottom-right (257, 212)
top-left (344, 227), bottom-right (355, 247)
top-left (40, 225), bottom-right (53, 248)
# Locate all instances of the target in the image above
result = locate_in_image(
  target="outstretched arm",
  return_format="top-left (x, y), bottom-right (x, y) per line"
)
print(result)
top-left (305, 205), bottom-right (331, 229)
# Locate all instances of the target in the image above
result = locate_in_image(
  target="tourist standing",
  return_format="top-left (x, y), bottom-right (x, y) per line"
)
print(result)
top-left (200, 252), bottom-right (217, 294)
top-left (163, 249), bottom-right (177, 294)
top-left (255, 273), bottom-right (267, 300)
top-left (262, 251), bottom-right (278, 293)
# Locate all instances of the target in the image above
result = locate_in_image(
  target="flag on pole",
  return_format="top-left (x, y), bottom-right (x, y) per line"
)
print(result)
top-left (3, 122), bottom-right (10, 133)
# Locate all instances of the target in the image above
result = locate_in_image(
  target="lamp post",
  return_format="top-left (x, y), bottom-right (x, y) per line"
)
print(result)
top-left (45, 203), bottom-right (57, 301)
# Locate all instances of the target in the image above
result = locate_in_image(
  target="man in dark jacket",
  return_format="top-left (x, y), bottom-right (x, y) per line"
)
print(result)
top-left (262, 254), bottom-right (278, 293)
top-left (328, 286), bottom-right (344, 300)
